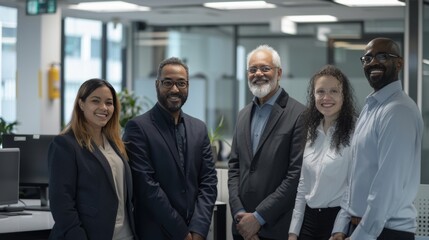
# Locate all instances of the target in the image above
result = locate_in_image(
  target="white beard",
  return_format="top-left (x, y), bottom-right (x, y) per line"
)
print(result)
top-left (248, 78), bottom-right (276, 98)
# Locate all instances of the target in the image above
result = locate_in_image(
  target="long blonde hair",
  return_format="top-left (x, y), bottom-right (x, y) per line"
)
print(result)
top-left (61, 78), bottom-right (127, 159)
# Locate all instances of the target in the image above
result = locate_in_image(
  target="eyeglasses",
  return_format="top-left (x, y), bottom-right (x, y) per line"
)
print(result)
top-left (247, 65), bottom-right (277, 74)
top-left (159, 80), bottom-right (188, 89)
top-left (315, 88), bottom-right (342, 98)
top-left (360, 53), bottom-right (400, 65)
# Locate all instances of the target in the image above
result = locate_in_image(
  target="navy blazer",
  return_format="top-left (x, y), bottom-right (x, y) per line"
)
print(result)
top-left (228, 89), bottom-right (306, 239)
top-left (123, 103), bottom-right (218, 240)
top-left (48, 131), bottom-right (136, 240)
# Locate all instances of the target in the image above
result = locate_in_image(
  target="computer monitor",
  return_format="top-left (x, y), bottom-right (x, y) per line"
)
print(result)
top-left (0, 148), bottom-right (20, 206)
top-left (2, 134), bottom-right (55, 211)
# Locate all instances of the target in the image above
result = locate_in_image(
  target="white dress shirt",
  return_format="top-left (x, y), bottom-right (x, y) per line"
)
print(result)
top-left (289, 122), bottom-right (350, 235)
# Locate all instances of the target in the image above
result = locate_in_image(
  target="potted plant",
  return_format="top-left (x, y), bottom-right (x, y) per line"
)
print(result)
top-left (208, 116), bottom-right (231, 162)
top-left (0, 117), bottom-right (18, 145)
top-left (118, 89), bottom-right (152, 128)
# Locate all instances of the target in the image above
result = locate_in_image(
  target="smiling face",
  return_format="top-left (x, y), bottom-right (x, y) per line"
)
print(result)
top-left (247, 49), bottom-right (282, 103)
top-left (314, 75), bottom-right (343, 123)
top-left (363, 38), bottom-right (403, 91)
top-left (79, 85), bottom-right (114, 132)
top-left (156, 64), bottom-right (189, 114)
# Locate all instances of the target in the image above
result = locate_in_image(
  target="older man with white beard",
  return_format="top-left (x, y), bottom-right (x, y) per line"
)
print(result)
top-left (228, 44), bottom-right (306, 240)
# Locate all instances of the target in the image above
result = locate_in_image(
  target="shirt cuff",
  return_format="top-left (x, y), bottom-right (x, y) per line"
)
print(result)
top-left (350, 224), bottom-right (377, 240)
top-left (253, 211), bottom-right (266, 226)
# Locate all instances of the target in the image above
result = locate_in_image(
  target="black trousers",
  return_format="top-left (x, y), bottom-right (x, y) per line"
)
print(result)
top-left (232, 234), bottom-right (274, 240)
top-left (349, 223), bottom-right (415, 240)
top-left (298, 205), bottom-right (341, 240)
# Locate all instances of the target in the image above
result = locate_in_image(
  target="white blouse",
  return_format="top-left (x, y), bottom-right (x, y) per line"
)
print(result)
top-left (289, 122), bottom-right (351, 236)
top-left (99, 136), bottom-right (134, 240)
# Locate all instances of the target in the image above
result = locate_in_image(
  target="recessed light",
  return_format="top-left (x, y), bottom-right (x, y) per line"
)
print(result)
top-left (333, 0), bottom-right (405, 7)
top-left (203, 1), bottom-right (276, 10)
top-left (69, 1), bottom-right (150, 12)
top-left (286, 15), bottom-right (338, 23)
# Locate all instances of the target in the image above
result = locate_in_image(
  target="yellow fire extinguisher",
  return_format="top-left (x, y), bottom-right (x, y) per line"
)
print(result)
top-left (48, 63), bottom-right (60, 100)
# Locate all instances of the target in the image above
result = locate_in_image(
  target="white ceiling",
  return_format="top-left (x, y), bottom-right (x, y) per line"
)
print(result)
top-left (0, 0), bottom-right (415, 26)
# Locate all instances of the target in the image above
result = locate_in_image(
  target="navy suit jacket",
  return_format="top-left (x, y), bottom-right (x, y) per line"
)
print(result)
top-left (228, 89), bottom-right (306, 239)
top-left (48, 131), bottom-right (136, 240)
top-left (123, 103), bottom-right (218, 240)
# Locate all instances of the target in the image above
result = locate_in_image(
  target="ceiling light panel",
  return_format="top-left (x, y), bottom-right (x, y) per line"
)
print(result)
top-left (333, 0), bottom-right (405, 7)
top-left (69, 1), bottom-right (150, 12)
top-left (286, 15), bottom-right (338, 23)
top-left (203, 1), bottom-right (276, 10)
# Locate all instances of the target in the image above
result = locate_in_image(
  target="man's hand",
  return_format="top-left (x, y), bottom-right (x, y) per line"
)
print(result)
top-left (235, 212), bottom-right (261, 239)
top-left (191, 232), bottom-right (205, 240)
top-left (185, 233), bottom-right (192, 240)
top-left (288, 233), bottom-right (298, 240)
top-left (330, 232), bottom-right (346, 240)
top-left (247, 235), bottom-right (260, 240)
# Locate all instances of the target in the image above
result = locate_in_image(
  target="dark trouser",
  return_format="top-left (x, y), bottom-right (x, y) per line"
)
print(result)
top-left (298, 205), bottom-right (341, 240)
top-left (232, 235), bottom-right (274, 240)
top-left (349, 220), bottom-right (415, 240)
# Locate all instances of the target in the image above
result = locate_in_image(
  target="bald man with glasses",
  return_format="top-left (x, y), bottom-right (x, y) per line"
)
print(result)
top-left (331, 38), bottom-right (423, 240)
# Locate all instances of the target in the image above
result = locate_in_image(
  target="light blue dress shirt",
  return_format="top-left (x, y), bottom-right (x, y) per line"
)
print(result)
top-left (235, 87), bottom-right (282, 226)
top-left (332, 81), bottom-right (424, 240)
top-left (251, 87), bottom-right (282, 154)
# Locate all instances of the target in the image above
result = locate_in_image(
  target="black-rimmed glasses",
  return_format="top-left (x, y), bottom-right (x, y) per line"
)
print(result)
top-left (360, 53), bottom-right (400, 65)
top-left (160, 80), bottom-right (188, 89)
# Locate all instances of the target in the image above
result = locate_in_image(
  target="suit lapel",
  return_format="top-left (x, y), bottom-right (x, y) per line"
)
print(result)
top-left (110, 141), bottom-right (133, 202)
top-left (254, 89), bottom-right (288, 155)
top-left (91, 142), bottom-right (116, 192)
top-left (242, 105), bottom-right (254, 159)
top-left (151, 106), bottom-right (185, 176)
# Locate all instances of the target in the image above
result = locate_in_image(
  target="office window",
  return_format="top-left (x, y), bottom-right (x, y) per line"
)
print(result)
top-left (132, 25), bottom-right (235, 149)
top-left (0, 6), bottom-right (17, 124)
top-left (422, 4), bottom-right (429, 184)
top-left (90, 38), bottom-right (101, 59)
top-left (63, 17), bottom-right (102, 125)
top-left (64, 36), bottom-right (81, 58)
top-left (106, 22), bottom-right (123, 90)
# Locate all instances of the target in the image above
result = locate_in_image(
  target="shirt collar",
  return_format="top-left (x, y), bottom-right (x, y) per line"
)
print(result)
top-left (156, 102), bottom-right (184, 125)
top-left (366, 80), bottom-right (402, 105)
top-left (252, 87), bottom-right (282, 107)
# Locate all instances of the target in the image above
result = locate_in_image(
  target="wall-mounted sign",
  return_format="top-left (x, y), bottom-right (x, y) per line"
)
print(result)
top-left (26, 0), bottom-right (57, 15)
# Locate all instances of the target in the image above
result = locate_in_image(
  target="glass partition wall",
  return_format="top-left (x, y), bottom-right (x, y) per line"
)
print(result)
top-left (422, 3), bottom-right (429, 183)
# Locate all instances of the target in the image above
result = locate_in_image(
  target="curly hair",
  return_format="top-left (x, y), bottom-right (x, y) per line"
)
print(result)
top-left (303, 65), bottom-right (357, 152)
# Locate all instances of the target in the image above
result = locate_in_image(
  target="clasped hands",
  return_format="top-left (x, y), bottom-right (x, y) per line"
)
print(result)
top-left (329, 232), bottom-right (349, 240)
top-left (235, 212), bottom-right (261, 240)
top-left (184, 232), bottom-right (205, 240)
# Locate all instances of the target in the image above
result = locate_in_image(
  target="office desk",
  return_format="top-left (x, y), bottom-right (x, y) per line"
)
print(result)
top-left (0, 200), bottom-right (53, 240)
top-left (1, 200), bottom-right (226, 240)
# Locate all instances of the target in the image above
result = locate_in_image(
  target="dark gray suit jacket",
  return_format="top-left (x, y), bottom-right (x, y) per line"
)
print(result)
top-left (228, 89), bottom-right (306, 239)
top-left (123, 103), bottom-right (218, 240)
top-left (48, 131), bottom-right (136, 240)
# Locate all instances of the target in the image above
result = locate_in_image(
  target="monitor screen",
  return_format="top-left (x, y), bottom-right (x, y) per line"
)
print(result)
top-left (0, 148), bottom-right (20, 206)
top-left (2, 134), bottom-right (55, 210)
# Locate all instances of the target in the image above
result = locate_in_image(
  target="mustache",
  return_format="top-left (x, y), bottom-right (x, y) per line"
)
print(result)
top-left (251, 77), bottom-right (270, 84)
top-left (367, 65), bottom-right (386, 72)
top-left (167, 93), bottom-right (185, 99)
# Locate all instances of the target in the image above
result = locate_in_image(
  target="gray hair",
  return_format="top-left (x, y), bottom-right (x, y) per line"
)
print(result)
top-left (246, 44), bottom-right (281, 68)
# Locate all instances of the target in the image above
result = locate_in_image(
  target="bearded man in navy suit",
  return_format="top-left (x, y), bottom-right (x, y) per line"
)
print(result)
top-left (123, 57), bottom-right (217, 240)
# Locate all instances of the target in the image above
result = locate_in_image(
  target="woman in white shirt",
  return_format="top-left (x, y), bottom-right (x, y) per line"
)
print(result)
top-left (288, 65), bottom-right (357, 240)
